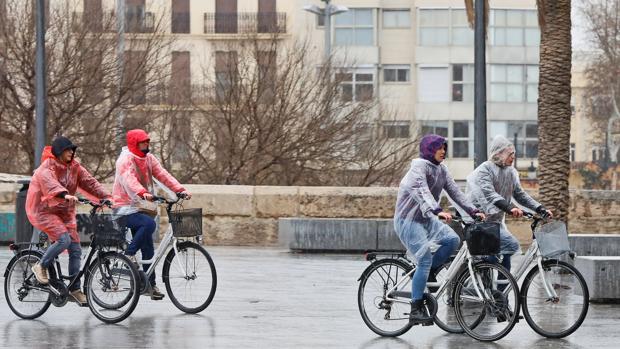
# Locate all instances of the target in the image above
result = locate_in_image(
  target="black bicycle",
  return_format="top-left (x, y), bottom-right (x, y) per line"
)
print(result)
top-left (3, 199), bottom-right (140, 324)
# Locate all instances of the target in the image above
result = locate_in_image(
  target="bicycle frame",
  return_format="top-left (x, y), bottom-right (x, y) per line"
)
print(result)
top-left (138, 224), bottom-right (188, 280)
top-left (384, 241), bottom-right (487, 305)
top-left (510, 239), bottom-right (559, 300)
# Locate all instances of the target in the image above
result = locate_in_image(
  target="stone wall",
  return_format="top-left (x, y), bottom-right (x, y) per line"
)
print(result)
top-left (0, 182), bottom-right (618, 246)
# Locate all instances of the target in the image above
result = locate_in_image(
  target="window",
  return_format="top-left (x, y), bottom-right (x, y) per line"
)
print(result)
top-left (490, 121), bottom-right (538, 158)
top-left (490, 9), bottom-right (539, 46)
top-left (570, 143), bottom-right (576, 162)
top-left (418, 8), bottom-right (472, 46)
top-left (169, 51), bottom-right (191, 105)
top-left (383, 121), bottom-right (410, 139)
top-left (384, 65), bottom-right (410, 83)
top-left (215, 51), bottom-right (238, 102)
top-left (490, 64), bottom-right (538, 103)
top-left (452, 121), bottom-right (473, 158)
top-left (317, 13), bottom-right (325, 27)
top-left (418, 9), bottom-right (449, 46)
top-left (334, 9), bottom-right (374, 46)
top-left (171, 0), bottom-right (190, 34)
top-left (337, 70), bottom-right (374, 102)
top-left (418, 66), bottom-right (450, 102)
top-left (420, 121), bottom-right (449, 138)
top-left (383, 9), bottom-right (410, 28)
top-left (451, 9), bottom-right (473, 45)
top-left (452, 64), bottom-right (474, 102)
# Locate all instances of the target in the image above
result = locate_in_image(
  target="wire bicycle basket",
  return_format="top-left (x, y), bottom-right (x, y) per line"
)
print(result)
top-left (91, 214), bottom-right (128, 248)
top-left (168, 207), bottom-right (203, 237)
top-left (534, 220), bottom-right (571, 258)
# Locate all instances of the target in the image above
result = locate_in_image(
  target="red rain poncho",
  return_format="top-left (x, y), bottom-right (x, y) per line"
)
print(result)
top-left (25, 146), bottom-right (111, 242)
top-left (112, 129), bottom-right (185, 215)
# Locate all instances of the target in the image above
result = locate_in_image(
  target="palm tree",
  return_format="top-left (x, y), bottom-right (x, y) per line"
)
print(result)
top-left (465, 0), bottom-right (573, 221)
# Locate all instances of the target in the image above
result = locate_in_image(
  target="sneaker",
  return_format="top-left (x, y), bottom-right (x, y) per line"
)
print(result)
top-left (150, 285), bottom-right (165, 300)
top-left (32, 263), bottom-right (49, 284)
top-left (408, 300), bottom-right (433, 325)
top-left (70, 290), bottom-right (88, 306)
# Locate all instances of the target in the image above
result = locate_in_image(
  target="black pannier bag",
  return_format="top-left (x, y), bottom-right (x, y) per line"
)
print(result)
top-left (464, 222), bottom-right (501, 255)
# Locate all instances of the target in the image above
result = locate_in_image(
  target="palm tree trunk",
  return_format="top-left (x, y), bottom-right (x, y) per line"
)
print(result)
top-left (537, 0), bottom-right (572, 221)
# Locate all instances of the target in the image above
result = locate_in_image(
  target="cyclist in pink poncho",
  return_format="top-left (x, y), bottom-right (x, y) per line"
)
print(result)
top-left (27, 136), bottom-right (112, 305)
top-left (113, 129), bottom-right (191, 300)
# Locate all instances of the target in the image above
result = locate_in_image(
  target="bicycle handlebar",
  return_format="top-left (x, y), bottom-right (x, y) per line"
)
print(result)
top-left (150, 192), bottom-right (188, 205)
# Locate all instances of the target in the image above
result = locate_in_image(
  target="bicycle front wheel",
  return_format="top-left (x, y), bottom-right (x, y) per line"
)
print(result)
top-left (357, 258), bottom-right (414, 337)
top-left (162, 241), bottom-right (217, 314)
top-left (521, 259), bottom-right (589, 338)
top-left (4, 251), bottom-right (51, 319)
top-left (454, 262), bottom-right (520, 342)
top-left (432, 263), bottom-right (465, 334)
top-left (85, 252), bottom-right (140, 324)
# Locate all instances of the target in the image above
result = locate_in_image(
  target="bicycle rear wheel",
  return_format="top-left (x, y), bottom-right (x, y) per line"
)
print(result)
top-left (521, 259), bottom-right (589, 338)
top-left (357, 258), bottom-right (413, 337)
top-left (162, 241), bottom-right (217, 314)
top-left (453, 262), bottom-right (520, 342)
top-left (84, 252), bottom-right (140, 324)
top-left (4, 251), bottom-right (51, 319)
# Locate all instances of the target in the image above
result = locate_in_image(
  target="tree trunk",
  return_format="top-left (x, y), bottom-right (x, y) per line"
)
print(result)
top-left (537, 0), bottom-right (572, 221)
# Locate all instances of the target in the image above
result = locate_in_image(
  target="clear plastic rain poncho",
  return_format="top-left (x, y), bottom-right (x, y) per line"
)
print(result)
top-left (466, 135), bottom-right (541, 223)
top-left (394, 134), bottom-right (479, 261)
top-left (26, 146), bottom-right (110, 242)
top-left (112, 130), bottom-right (185, 216)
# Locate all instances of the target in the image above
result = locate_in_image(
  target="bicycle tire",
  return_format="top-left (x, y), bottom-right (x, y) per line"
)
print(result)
top-left (84, 252), bottom-right (140, 324)
top-left (432, 263), bottom-right (466, 334)
top-left (453, 262), bottom-right (520, 342)
top-left (162, 241), bottom-right (217, 314)
top-left (357, 258), bottom-right (414, 337)
top-left (521, 259), bottom-right (589, 338)
top-left (4, 251), bottom-right (51, 319)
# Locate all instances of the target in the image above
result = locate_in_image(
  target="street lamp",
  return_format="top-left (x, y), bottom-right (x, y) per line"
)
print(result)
top-left (303, 0), bottom-right (348, 62)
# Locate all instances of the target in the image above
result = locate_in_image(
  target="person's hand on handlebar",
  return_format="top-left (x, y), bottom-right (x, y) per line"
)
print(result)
top-left (474, 212), bottom-right (486, 221)
top-left (142, 192), bottom-right (154, 201)
top-left (178, 191), bottom-right (192, 200)
top-left (510, 207), bottom-right (524, 218)
top-left (438, 212), bottom-right (452, 223)
top-left (100, 198), bottom-right (113, 207)
top-left (64, 194), bottom-right (79, 203)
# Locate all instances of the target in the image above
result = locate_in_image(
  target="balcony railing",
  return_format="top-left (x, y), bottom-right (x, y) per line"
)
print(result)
top-left (204, 12), bottom-right (286, 34)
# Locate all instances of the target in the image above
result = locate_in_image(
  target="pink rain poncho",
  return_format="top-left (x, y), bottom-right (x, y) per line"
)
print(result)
top-left (26, 146), bottom-right (111, 243)
top-left (112, 129), bottom-right (185, 215)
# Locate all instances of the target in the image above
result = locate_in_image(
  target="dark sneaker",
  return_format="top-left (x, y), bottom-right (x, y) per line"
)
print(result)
top-left (150, 285), bottom-right (165, 300)
top-left (408, 300), bottom-right (433, 325)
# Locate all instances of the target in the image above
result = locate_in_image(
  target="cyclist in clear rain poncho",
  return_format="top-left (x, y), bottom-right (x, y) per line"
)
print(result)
top-left (465, 135), bottom-right (553, 275)
top-left (394, 134), bottom-right (485, 324)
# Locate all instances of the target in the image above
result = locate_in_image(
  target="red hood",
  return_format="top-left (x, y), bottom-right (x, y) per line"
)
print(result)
top-left (126, 129), bottom-right (150, 157)
top-left (41, 146), bottom-right (56, 163)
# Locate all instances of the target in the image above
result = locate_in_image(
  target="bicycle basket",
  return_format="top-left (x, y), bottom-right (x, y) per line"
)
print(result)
top-left (91, 214), bottom-right (127, 248)
top-left (168, 208), bottom-right (203, 237)
top-left (464, 222), bottom-right (500, 255)
top-left (534, 220), bottom-right (571, 258)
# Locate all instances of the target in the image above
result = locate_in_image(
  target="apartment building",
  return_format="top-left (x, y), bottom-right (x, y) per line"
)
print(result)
top-left (7, 0), bottom-right (596, 179)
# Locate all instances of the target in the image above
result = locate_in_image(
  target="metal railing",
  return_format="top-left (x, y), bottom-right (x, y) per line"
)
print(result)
top-left (204, 12), bottom-right (286, 34)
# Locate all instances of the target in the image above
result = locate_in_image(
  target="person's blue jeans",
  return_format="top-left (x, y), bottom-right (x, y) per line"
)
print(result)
top-left (397, 218), bottom-right (460, 301)
top-left (40, 232), bottom-right (82, 291)
top-left (125, 212), bottom-right (157, 286)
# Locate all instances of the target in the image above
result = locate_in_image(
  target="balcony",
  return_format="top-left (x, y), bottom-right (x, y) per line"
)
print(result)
top-left (204, 12), bottom-right (286, 35)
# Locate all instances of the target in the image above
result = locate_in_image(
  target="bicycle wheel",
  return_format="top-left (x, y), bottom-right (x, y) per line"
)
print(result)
top-left (357, 258), bottom-right (413, 337)
top-left (4, 251), bottom-right (51, 319)
top-left (521, 259), bottom-right (589, 338)
top-left (432, 263), bottom-right (465, 334)
top-left (162, 241), bottom-right (217, 314)
top-left (84, 252), bottom-right (140, 324)
top-left (453, 262), bottom-right (520, 342)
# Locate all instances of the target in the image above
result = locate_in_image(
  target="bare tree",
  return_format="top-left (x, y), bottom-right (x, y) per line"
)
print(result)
top-left (0, 0), bottom-right (173, 178)
top-left (581, 0), bottom-right (620, 165)
top-left (155, 34), bottom-right (417, 186)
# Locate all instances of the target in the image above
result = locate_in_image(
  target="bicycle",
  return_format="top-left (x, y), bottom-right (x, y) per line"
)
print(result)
top-left (510, 212), bottom-right (589, 338)
top-left (129, 193), bottom-right (217, 314)
top-left (4, 199), bottom-right (140, 324)
top-left (357, 217), bottom-right (521, 342)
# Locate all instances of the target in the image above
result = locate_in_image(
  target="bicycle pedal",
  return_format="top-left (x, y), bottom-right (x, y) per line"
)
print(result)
top-left (421, 320), bottom-right (434, 326)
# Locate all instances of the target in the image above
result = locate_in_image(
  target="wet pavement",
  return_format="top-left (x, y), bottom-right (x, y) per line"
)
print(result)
top-left (0, 246), bottom-right (618, 349)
